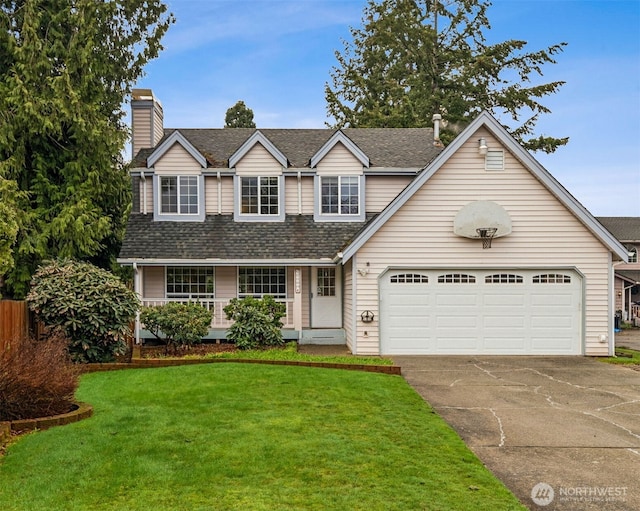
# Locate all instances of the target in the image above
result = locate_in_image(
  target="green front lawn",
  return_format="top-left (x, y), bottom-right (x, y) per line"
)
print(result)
top-left (601, 347), bottom-right (640, 365)
top-left (0, 364), bottom-right (525, 511)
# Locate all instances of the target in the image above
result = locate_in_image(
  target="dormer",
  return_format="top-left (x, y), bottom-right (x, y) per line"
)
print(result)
top-left (230, 131), bottom-right (288, 222)
top-left (311, 131), bottom-right (369, 222)
top-left (148, 130), bottom-right (207, 222)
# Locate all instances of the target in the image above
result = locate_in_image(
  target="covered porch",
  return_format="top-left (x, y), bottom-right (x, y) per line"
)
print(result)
top-left (132, 263), bottom-right (345, 344)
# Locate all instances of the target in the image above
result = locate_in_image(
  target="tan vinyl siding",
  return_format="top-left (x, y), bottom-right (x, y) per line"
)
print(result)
top-left (153, 143), bottom-right (203, 173)
top-left (132, 108), bottom-right (152, 157)
top-left (284, 175), bottom-right (314, 215)
top-left (366, 175), bottom-right (413, 213)
top-left (152, 104), bottom-right (164, 146)
top-left (353, 129), bottom-right (612, 355)
top-left (316, 142), bottom-right (363, 175)
top-left (214, 266), bottom-right (237, 300)
top-left (205, 176), bottom-right (216, 214)
top-left (204, 176), bottom-right (234, 215)
top-left (143, 267), bottom-right (165, 298)
top-left (235, 143), bottom-right (282, 175)
top-left (138, 177), bottom-right (153, 213)
top-left (343, 259), bottom-right (354, 351)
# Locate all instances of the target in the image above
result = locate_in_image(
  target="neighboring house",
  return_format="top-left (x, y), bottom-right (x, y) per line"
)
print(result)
top-left (596, 217), bottom-right (640, 325)
top-left (119, 89), bottom-right (628, 356)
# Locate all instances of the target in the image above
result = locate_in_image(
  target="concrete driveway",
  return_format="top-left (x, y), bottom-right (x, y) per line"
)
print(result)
top-left (393, 356), bottom-right (640, 510)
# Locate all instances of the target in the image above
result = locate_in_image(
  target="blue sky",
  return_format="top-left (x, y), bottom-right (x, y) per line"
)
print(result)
top-left (134, 0), bottom-right (640, 216)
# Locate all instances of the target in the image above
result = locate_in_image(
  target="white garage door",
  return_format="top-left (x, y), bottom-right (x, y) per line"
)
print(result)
top-left (380, 269), bottom-right (582, 355)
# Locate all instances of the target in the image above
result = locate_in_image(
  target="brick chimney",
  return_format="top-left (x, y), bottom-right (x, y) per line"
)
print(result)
top-left (131, 88), bottom-right (164, 159)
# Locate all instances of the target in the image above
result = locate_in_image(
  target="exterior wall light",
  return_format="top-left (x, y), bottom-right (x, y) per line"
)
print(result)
top-left (478, 137), bottom-right (488, 155)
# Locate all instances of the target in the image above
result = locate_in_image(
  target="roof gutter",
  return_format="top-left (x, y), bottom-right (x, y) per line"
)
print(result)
top-left (117, 258), bottom-right (338, 267)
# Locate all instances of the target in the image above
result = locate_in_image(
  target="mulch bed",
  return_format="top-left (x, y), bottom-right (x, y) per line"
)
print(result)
top-left (139, 342), bottom-right (238, 359)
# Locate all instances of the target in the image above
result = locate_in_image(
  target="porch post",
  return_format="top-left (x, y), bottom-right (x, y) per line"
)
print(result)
top-left (293, 268), bottom-right (303, 336)
top-left (133, 263), bottom-right (141, 345)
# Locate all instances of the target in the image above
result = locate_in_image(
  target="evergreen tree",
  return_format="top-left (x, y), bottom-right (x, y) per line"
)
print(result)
top-left (326, 0), bottom-right (568, 151)
top-left (225, 100), bottom-right (256, 128)
top-left (0, 0), bottom-right (174, 298)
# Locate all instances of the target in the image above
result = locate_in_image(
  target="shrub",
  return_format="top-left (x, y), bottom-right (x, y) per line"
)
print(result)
top-left (26, 259), bottom-right (139, 363)
top-left (0, 331), bottom-right (80, 421)
top-left (223, 295), bottom-right (286, 350)
top-left (140, 302), bottom-right (212, 354)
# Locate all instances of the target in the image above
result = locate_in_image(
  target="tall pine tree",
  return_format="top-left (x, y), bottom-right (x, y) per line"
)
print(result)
top-left (326, 0), bottom-right (567, 151)
top-left (0, 0), bottom-right (174, 297)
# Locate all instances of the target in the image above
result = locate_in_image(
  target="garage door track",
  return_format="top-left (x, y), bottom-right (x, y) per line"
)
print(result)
top-left (393, 356), bottom-right (640, 510)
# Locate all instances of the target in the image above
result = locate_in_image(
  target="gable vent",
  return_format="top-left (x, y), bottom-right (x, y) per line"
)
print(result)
top-left (485, 150), bottom-right (504, 171)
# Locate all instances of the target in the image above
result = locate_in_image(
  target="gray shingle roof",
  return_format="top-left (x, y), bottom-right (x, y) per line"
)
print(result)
top-left (119, 214), bottom-right (374, 261)
top-left (132, 127), bottom-right (440, 169)
top-left (597, 217), bottom-right (640, 242)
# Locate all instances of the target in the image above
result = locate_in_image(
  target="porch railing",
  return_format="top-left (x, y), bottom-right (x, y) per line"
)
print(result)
top-left (141, 298), bottom-right (295, 329)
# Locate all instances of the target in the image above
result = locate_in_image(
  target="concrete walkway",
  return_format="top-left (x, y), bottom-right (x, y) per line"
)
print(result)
top-left (393, 355), bottom-right (640, 510)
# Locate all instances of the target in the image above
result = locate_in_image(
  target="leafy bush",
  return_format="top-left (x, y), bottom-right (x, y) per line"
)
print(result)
top-left (0, 331), bottom-right (80, 421)
top-left (140, 302), bottom-right (212, 354)
top-left (223, 295), bottom-right (285, 350)
top-left (26, 259), bottom-right (139, 363)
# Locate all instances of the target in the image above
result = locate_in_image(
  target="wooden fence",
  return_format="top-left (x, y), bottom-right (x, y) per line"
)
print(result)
top-left (0, 300), bottom-right (29, 350)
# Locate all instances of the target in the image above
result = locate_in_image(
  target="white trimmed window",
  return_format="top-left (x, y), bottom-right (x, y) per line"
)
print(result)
top-left (238, 267), bottom-right (286, 298)
top-left (321, 176), bottom-right (360, 215)
top-left (166, 267), bottom-right (214, 299)
top-left (628, 247), bottom-right (637, 263)
top-left (160, 176), bottom-right (199, 215)
top-left (241, 176), bottom-right (279, 215)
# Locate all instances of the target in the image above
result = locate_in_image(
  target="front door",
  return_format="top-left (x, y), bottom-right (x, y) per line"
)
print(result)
top-left (311, 266), bottom-right (342, 328)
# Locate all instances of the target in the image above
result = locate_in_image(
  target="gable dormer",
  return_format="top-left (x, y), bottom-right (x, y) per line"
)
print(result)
top-left (312, 131), bottom-right (368, 223)
top-left (230, 131), bottom-right (287, 222)
top-left (148, 131), bottom-right (207, 222)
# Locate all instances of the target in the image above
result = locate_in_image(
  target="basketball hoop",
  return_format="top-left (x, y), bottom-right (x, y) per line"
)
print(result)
top-left (476, 227), bottom-right (498, 249)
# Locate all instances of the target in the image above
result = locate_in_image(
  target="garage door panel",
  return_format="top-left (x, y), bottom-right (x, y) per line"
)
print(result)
top-left (381, 269), bottom-right (582, 355)
top-left (484, 337), bottom-right (526, 350)
top-left (531, 293), bottom-right (574, 306)
top-left (531, 336), bottom-right (575, 351)
top-left (484, 315), bottom-right (525, 328)
top-left (483, 294), bottom-right (526, 306)
top-left (436, 294), bottom-right (477, 306)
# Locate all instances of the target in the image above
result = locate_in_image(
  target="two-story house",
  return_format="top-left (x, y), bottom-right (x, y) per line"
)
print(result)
top-left (119, 89), bottom-right (627, 356)
top-left (596, 217), bottom-right (640, 325)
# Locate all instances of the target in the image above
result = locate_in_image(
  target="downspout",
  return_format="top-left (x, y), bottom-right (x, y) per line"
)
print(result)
top-left (217, 171), bottom-right (222, 215)
top-left (140, 171), bottom-right (147, 215)
top-left (297, 171), bottom-right (302, 215)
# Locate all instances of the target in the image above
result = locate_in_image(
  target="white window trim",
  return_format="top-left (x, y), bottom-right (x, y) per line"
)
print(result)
top-left (153, 174), bottom-right (205, 222)
top-left (314, 174), bottom-right (366, 222)
top-left (233, 175), bottom-right (285, 222)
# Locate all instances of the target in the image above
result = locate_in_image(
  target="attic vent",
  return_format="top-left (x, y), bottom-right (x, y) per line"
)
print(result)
top-left (485, 150), bottom-right (504, 171)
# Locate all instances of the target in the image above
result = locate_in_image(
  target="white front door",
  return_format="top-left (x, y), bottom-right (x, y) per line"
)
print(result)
top-left (311, 266), bottom-right (342, 328)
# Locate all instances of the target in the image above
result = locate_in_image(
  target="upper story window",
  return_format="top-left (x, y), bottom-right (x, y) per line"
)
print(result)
top-left (154, 174), bottom-right (205, 222)
top-left (160, 176), bottom-right (199, 215)
top-left (234, 175), bottom-right (284, 222)
top-left (628, 247), bottom-right (638, 263)
top-left (321, 176), bottom-right (360, 215)
top-left (241, 176), bottom-right (279, 215)
top-left (314, 175), bottom-right (366, 222)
